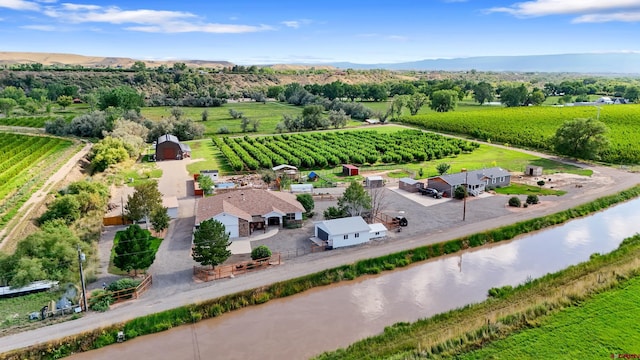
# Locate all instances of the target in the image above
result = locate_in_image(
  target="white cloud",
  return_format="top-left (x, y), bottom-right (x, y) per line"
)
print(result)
top-left (386, 35), bottom-right (409, 42)
top-left (126, 22), bottom-right (272, 34)
top-left (0, 0), bottom-right (40, 11)
top-left (487, 0), bottom-right (640, 20)
top-left (573, 11), bottom-right (640, 22)
top-left (281, 20), bottom-right (300, 28)
top-left (21, 24), bottom-right (56, 30)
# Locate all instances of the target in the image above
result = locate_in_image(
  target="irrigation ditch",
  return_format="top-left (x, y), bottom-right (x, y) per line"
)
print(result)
top-left (2, 185), bottom-right (640, 360)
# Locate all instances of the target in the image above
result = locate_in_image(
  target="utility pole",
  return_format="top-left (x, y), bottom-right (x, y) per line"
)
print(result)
top-left (463, 170), bottom-right (468, 221)
top-left (77, 245), bottom-right (88, 311)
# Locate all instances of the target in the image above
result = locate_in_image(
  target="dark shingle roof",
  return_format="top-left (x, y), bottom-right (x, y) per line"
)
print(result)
top-left (431, 167), bottom-right (510, 186)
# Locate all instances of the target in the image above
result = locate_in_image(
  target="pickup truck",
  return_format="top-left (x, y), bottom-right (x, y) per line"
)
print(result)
top-left (419, 187), bottom-right (443, 198)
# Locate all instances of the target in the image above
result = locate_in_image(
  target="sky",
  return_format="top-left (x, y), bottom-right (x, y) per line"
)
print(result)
top-left (1, 0), bottom-right (639, 64)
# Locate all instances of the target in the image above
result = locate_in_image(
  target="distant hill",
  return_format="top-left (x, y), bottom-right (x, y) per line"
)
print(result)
top-left (329, 53), bottom-right (640, 74)
top-left (0, 52), bottom-right (233, 69)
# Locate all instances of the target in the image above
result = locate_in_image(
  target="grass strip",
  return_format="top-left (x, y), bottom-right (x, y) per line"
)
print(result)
top-left (2, 185), bottom-right (640, 360)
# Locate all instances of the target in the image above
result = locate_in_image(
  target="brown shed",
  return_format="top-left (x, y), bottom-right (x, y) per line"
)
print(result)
top-left (342, 164), bottom-right (359, 176)
top-left (155, 134), bottom-right (191, 161)
top-left (399, 178), bottom-right (423, 193)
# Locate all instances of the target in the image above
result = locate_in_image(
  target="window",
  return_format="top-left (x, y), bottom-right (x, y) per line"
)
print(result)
top-left (343, 234), bottom-right (348, 239)
top-left (500, 177), bottom-right (504, 182)
top-left (286, 213), bottom-right (295, 220)
top-left (492, 178), bottom-right (496, 184)
top-left (355, 233), bottom-right (360, 238)
top-left (375, 232), bottom-right (380, 235)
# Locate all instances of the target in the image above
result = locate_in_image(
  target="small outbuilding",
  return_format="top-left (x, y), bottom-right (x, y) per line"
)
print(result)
top-left (525, 165), bottom-right (543, 177)
top-left (343, 164), bottom-right (359, 176)
top-left (200, 170), bottom-right (219, 182)
top-left (368, 223), bottom-right (388, 239)
top-left (273, 164), bottom-right (298, 180)
top-left (155, 134), bottom-right (191, 161)
top-left (313, 216), bottom-right (372, 249)
top-left (365, 176), bottom-right (384, 188)
top-left (399, 177), bottom-right (423, 193)
top-left (290, 184), bottom-right (313, 193)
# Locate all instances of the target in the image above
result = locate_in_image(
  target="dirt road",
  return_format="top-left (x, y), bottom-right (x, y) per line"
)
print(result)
top-left (0, 142), bottom-right (91, 250)
top-left (0, 148), bottom-right (638, 354)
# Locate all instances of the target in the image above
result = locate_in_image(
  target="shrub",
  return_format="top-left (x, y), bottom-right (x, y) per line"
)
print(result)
top-left (526, 194), bottom-right (540, 204)
top-left (218, 127), bottom-right (230, 134)
top-left (89, 290), bottom-right (114, 312)
top-left (508, 196), bottom-right (521, 207)
top-left (251, 245), bottom-right (272, 260)
top-left (454, 185), bottom-right (467, 199)
top-left (537, 180), bottom-right (545, 187)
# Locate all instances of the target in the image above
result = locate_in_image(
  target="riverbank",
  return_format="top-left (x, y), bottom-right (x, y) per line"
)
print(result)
top-left (315, 234), bottom-right (640, 359)
top-left (2, 185), bottom-right (640, 360)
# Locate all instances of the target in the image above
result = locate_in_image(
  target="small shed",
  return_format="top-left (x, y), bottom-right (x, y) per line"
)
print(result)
top-left (365, 176), bottom-right (384, 188)
top-left (273, 164), bottom-right (298, 180)
top-left (343, 164), bottom-right (359, 176)
top-left (525, 165), bottom-right (543, 177)
top-left (399, 178), bottom-right (423, 193)
top-left (290, 184), bottom-right (313, 193)
top-left (162, 196), bottom-right (179, 219)
top-left (308, 171), bottom-right (319, 181)
top-left (155, 134), bottom-right (191, 161)
top-left (200, 170), bottom-right (219, 182)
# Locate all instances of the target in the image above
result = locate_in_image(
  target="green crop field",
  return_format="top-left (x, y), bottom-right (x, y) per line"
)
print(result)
top-left (213, 129), bottom-right (480, 171)
top-left (141, 102), bottom-right (363, 136)
top-left (0, 133), bottom-right (75, 230)
top-left (0, 114), bottom-right (74, 128)
top-left (458, 275), bottom-right (640, 359)
top-left (402, 104), bottom-right (640, 164)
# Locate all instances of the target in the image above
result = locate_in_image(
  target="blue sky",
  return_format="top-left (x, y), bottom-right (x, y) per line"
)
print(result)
top-left (1, 0), bottom-right (639, 64)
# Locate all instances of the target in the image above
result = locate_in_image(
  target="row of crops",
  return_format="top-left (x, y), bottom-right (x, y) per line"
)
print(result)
top-left (0, 133), bottom-right (74, 229)
top-left (213, 130), bottom-right (479, 171)
top-left (0, 115), bottom-right (74, 128)
top-left (401, 104), bottom-right (640, 164)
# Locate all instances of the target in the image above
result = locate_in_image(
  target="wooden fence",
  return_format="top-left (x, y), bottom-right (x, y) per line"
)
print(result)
top-left (83, 274), bottom-right (153, 310)
top-left (193, 254), bottom-right (282, 282)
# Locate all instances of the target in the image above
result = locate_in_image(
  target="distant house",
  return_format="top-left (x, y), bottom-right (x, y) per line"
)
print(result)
top-left (313, 216), bottom-right (386, 249)
top-left (273, 164), bottom-right (298, 180)
top-left (365, 118), bottom-right (380, 125)
top-left (195, 189), bottom-right (305, 238)
top-left (343, 164), bottom-right (359, 176)
top-left (365, 176), bottom-right (384, 188)
top-left (399, 178), bottom-right (423, 193)
top-left (614, 98), bottom-right (629, 104)
top-left (155, 134), bottom-right (191, 161)
top-left (427, 167), bottom-right (511, 197)
top-left (595, 96), bottom-right (614, 104)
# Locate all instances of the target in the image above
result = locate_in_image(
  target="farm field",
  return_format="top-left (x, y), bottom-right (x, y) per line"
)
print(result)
top-left (402, 104), bottom-right (640, 164)
top-left (0, 132), bottom-right (76, 230)
top-left (214, 129), bottom-right (479, 171)
top-left (0, 114), bottom-right (75, 128)
top-left (457, 274), bottom-right (640, 359)
top-left (141, 102), bottom-right (362, 136)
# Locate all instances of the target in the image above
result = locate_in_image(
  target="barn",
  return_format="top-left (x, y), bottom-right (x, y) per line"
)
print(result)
top-left (342, 164), bottom-right (359, 176)
top-left (155, 134), bottom-right (191, 161)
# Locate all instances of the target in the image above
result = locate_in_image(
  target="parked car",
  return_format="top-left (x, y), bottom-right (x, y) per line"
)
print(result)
top-left (393, 216), bottom-right (408, 227)
top-left (419, 187), bottom-right (442, 198)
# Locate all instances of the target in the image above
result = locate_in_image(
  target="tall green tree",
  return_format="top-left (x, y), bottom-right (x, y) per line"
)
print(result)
top-left (97, 86), bottom-right (144, 112)
top-left (125, 181), bottom-right (164, 228)
top-left (0, 98), bottom-right (17, 115)
top-left (390, 95), bottom-right (408, 119)
top-left (553, 118), bottom-right (609, 160)
top-left (302, 105), bottom-right (327, 130)
top-left (150, 206), bottom-right (171, 233)
top-left (192, 219), bottom-right (232, 269)
top-left (197, 174), bottom-right (214, 195)
top-left (296, 193), bottom-right (315, 215)
top-left (472, 82), bottom-right (495, 105)
top-left (527, 88), bottom-right (546, 106)
top-left (429, 90), bottom-right (458, 112)
top-left (436, 163), bottom-right (451, 175)
top-left (113, 224), bottom-right (156, 275)
top-left (500, 84), bottom-right (529, 107)
top-left (407, 93), bottom-right (428, 115)
top-left (56, 95), bottom-right (73, 109)
top-left (39, 195), bottom-right (81, 225)
top-left (338, 181), bottom-right (371, 217)
top-left (328, 109), bottom-right (349, 128)
top-left (624, 86), bottom-right (640, 102)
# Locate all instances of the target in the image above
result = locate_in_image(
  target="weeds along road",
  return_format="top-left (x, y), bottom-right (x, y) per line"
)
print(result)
top-left (1, 143), bottom-right (639, 354)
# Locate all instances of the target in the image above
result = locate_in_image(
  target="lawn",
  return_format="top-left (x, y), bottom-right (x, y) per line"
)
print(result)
top-left (457, 275), bottom-right (640, 359)
top-left (494, 182), bottom-right (567, 196)
top-left (185, 139), bottom-right (231, 175)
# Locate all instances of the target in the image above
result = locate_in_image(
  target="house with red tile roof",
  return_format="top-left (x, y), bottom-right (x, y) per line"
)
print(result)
top-left (195, 189), bottom-right (305, 238)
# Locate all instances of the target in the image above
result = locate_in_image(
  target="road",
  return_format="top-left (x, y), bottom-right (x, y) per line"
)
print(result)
top-left (0, 145), bottom-right (638, 355)
top-left (0, 142), bottom-right (91, 249)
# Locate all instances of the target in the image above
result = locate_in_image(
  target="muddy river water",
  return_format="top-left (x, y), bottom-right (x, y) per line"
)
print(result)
top-left (70, 199), bottom-right (640, 360)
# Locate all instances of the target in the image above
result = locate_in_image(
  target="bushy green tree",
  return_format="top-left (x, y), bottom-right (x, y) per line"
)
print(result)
top-left (553, 118), bottom-right (609, 160)
top-left (526, 195), bottom-right (539, 205)
top-left (407, 93), bottom-right (428, 115)
top-left (113, 224), bottom-right (156, 275)
top-left (150, 206), bottom-right (171, 233)
top-left (328, 109), bottom-right (349, 128)
top-left (296, 193), bottom-right (314, 215)
top-left (39, 195), bottom-right (81, 225)
top-left (0, 98), bottom-right (17, 115)
top-left (472, 82), bottom-right (495, 105)
top-left (90, 136), bottom-right (129, 172)
top-left (429, 90), bottom-right (458, 112)
top-left (97, 86), bottom-right (144, 112)
top-left (338, 181), bottom-right (371, 217)
top-left (500, 84), bottom-right (529, 107)
top-left (56, 95), bottom-right (73, 109)
top-left (323, 206), bottom-right (348, 220)
top-left (197, 174), bottom-right (214, 195)
top-left (192, 219), bottom-right (232, 269)
top-left (251, 245), bottom-right (272, 260)
top-left (508, 196), bottom-right (521, 207)
top-left (436, 163), bottom-right (451, 175)
top-left (454, 185), bottom-right (467, 199)
top-left (125, 181), bottom-right (164, 228)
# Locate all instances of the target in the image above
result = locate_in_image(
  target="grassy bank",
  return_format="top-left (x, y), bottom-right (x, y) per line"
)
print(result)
top-left (2, 185), bottom-right (640, 360)
top-left (316, 236), bottom-right (640, 359)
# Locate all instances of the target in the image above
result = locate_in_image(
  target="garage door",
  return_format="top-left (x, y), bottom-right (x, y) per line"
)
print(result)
top-left (163, 148), bottom-right (176, 160)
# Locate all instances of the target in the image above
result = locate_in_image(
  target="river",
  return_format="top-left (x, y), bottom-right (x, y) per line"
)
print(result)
top-left (70, 198), bottom-right (640, 360)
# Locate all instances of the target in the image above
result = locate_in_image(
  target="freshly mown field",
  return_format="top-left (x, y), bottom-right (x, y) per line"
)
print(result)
top-left (402, 104), bottom-right (640, 164)
top-left (214, 129), bottom-right (479, 171)
top-left (457, 275), bottom-right (640, 359)
top-left (0, 133), bottom-right (75, 230)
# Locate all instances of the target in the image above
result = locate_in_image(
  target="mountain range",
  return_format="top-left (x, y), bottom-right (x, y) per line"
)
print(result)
top-left (0, 52), bottom-right (638, 74)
